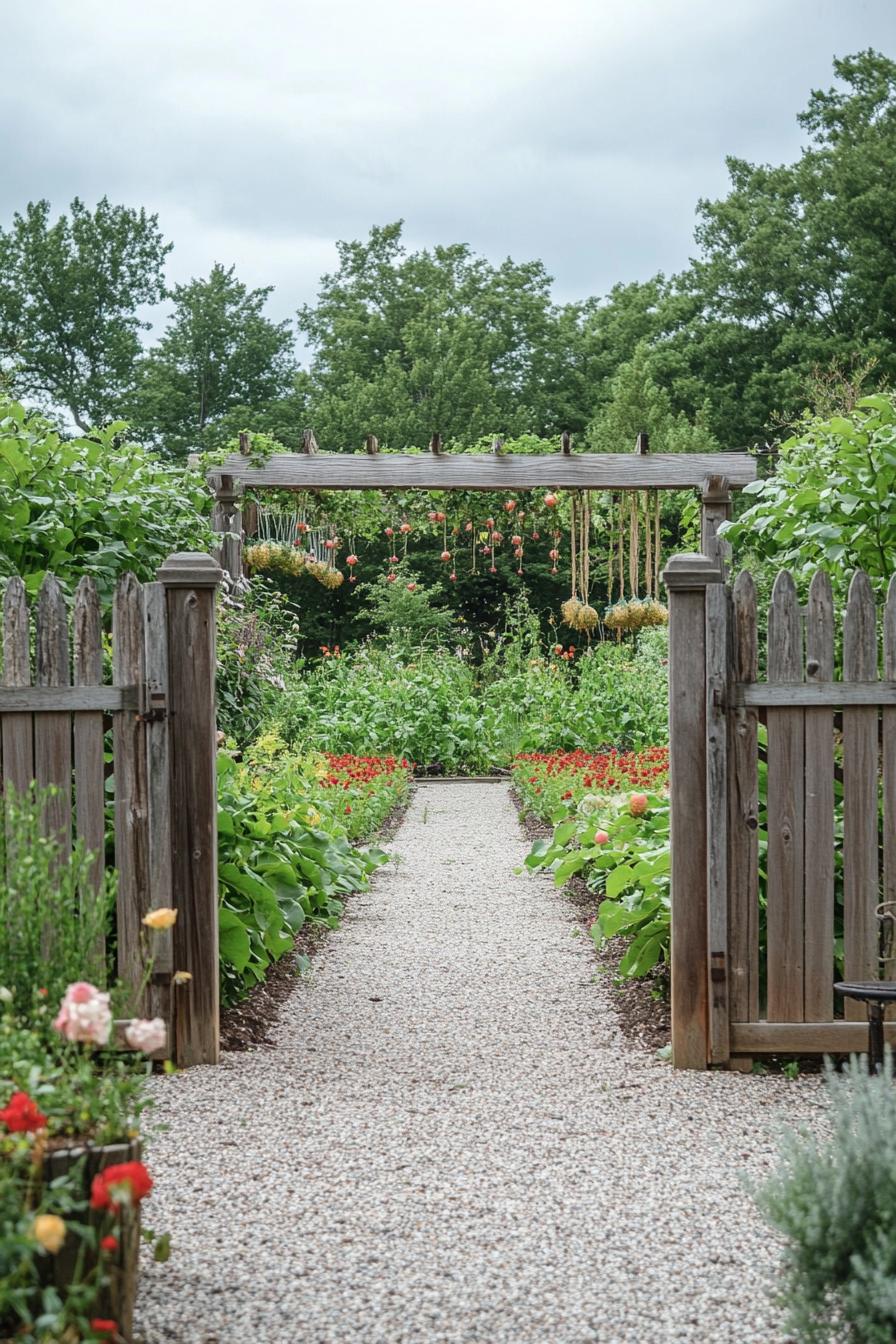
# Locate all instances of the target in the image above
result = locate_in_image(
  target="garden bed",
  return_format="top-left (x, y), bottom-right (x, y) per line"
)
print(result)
top-left (220, 786), bottom-right (412, 1052)
top-left (514, 795), bottom-right (670, 1052)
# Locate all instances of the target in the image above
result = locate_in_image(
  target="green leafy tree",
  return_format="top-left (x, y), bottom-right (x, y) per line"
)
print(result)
top-left (587, 342), bottom-right (720, 454)
top-left (659, 50), bottom-right (896, 446)
top-left (132, 263), bottom-right (295, 455)
top-left (0, 198), bottom-right (170, 429)
top-left (295, 222), bottom-right (577, 448)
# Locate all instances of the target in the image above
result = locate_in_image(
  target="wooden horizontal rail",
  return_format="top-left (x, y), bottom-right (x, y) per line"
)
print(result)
top-left (730, 681), bottom-right (896, 708)
top-left (0, 686), bottom-right (138, 713)
top-left (213, 451), bottom-right (757, 492)
top-left (731, 1021), bottom-right (896, 1053)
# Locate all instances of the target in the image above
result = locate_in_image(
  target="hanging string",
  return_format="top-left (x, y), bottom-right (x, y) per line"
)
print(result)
top-left (569, 494), bottom-right (578, 600)
top-left (607, 494), bottom-right (614, 606)
top-left (654, 494), bottom-right (661, 596)
top-left (644, 491), bottom-right (653, 598)
top-left (618, 496), bottom-right (625, 600)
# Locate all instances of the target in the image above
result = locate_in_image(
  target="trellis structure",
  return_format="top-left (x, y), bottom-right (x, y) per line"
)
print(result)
top-left (208, 432), bottom-right (757, 580)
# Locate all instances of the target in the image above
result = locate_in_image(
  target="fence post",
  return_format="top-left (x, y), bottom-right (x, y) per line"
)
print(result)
top-left (662, 553), bottom-right (723, 1069)
top-left (158, 552), bottom-right (223, 1066)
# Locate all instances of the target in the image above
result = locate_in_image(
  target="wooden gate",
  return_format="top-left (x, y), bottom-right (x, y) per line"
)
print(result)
top-left (0, 552), bottom-right (222, 1066)
top-left (664, 555), bottom-right (896, 1069)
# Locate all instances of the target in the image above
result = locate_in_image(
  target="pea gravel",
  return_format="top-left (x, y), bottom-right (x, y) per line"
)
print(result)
top-left (135, 782), bottom-right (826, 1344)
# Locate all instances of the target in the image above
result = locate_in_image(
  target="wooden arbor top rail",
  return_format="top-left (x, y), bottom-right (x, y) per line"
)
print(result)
top-left (211, 449), bottom-right (757, 493)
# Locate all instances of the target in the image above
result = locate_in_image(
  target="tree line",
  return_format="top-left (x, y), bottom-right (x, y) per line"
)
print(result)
top-left (0, 51), bottom-right (893, 458)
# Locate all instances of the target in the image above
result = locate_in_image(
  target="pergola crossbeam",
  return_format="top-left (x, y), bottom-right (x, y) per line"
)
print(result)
top-left (212, 450), bottom-right (756, 493)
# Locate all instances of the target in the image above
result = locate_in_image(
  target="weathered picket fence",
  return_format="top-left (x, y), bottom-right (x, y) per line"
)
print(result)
top-left (0, 553), bottom-right (222, 1066)
top-left (664, 555), bottom-right (896, 1068)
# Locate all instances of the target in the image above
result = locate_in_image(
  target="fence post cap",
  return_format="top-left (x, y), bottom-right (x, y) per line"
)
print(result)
top-left (157, 552), bottom-right (224, 588)
top-left (661, 553), bottom-right (724, 591)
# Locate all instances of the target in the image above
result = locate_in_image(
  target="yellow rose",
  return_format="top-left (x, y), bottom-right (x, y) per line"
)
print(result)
top-left (33, 1214), bottom-right (66, 1254)
top-left (172, 970), bottom-right (192, 985)
top-left (142, 907), bottom-right (178, 930)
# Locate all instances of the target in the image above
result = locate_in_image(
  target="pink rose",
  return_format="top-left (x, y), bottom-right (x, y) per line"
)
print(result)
top-left (124, 1017), bottom-right (167, 1054)
top-left (53, 982), bottom-right (112, 1046)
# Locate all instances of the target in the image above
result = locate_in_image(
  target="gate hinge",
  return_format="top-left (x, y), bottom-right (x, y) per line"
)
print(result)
top-left (136, 683), bottom-right (168, 724)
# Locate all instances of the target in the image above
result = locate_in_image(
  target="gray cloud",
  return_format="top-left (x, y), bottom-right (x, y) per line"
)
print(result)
top-left (2, 0), bottom-right (894, 336)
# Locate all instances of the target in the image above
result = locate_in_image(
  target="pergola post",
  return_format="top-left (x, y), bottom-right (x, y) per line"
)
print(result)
top-left (210, 473), bottom-right (243, 582)
top-left (700, 474), bottom-right (732, 575)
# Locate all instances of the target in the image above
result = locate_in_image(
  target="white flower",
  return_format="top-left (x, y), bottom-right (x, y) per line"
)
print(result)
top-left (124, 1017), bottom-right (167, 1054)
top-left (0, 986), bottom-right (12, 1003)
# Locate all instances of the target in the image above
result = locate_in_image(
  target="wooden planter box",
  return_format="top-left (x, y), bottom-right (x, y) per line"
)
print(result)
top-left (40, 1138), bottom-right (143, 1342)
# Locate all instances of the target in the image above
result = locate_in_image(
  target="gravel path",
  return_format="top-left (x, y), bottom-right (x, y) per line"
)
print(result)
top-left (135, 782), bottom-right (824, 1344)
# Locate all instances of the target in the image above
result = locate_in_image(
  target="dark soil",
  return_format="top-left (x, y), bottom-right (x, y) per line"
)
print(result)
top-left (512, 791), bottom-right (671, 1053)
top-left (219, 794), bottom-right (411, 1053)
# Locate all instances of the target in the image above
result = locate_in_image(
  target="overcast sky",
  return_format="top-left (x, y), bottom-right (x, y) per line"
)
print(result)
top-left (3, 0), bottom-right (895, 345)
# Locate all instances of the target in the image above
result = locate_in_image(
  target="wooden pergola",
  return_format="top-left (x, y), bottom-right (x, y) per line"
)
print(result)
top-left (208, 432), bottom-right (757, 579)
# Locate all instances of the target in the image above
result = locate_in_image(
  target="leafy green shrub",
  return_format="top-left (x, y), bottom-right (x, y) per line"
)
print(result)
top-left (722, 394), bottom-right (896, 601)
top-left (0, 787), bottom-right (114, 1010)
top-left (0, 397), bottom-right (209, 599)
top-left (525, 792), bottom-right (671, 978)
top-left (274, 646), bottom-right (488, 773)
top-left (273, 628), bottom-right (669, 772)
top-left (756, 1058), bottom-right (896, 1344)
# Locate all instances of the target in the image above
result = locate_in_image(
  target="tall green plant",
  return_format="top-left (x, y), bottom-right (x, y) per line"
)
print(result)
top-left (0, 787), bottom-right (114, 1009)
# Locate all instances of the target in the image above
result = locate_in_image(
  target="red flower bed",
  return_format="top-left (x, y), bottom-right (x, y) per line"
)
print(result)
top-left (316, 754), bottom-right (411, 839)
top-left (512, 747), bottom-right (669, 816)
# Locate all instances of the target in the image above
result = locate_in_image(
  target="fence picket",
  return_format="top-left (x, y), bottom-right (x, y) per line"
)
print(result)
top-left (73, 578), bottom-right (106, 954)
top-left (35, 576), bottom-right (72, 854)
top-left (727, 572), bottom-right (759, 1054)
top-left (2, 579), bottom-right (33, 798)
top-left (803, 571), bottom-right (835, 1020)
top-left (113, 574), bottom-right (151, 1008)
top-left (884, 578), bottom-right (896, 958)
top-left (766, 570), bottom-right (805, 1021)
top-left (842, 571), bottom-right (880, 1018)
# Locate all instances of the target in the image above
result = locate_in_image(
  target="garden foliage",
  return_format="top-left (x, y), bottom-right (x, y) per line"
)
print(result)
top-left (0, 398), bottom-right (209, 600)
top-left (756, 1057), bottom-right (896, 1344)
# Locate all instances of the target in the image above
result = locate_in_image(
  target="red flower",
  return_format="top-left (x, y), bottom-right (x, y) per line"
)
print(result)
top-left (101, 1234), bottom-right (119, 1252)
top-left (90, 1322), bottom-right (118, 1338)
top-left (90, 1161), bottom-right (153, 1213)
top-left (344, 804), bottom-right (352, 814)
top-left (0, 1091), bottom-right (48, 1133)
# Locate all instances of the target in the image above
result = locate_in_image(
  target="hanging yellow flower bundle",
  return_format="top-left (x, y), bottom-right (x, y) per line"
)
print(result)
top-left (560, 492), bottom-right (599, 633)
top-left (603, 491), bottom-right (668, 633)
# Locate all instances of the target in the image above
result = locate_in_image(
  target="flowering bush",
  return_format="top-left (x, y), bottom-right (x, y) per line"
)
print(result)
top-left (0, 993), bottom-right (158, 1341)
